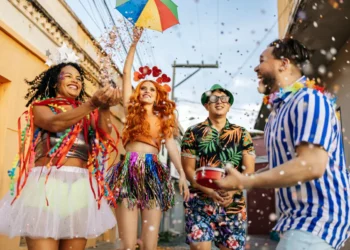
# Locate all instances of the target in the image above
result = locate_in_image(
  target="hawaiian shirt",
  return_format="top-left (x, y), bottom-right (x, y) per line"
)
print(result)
top-left (181, 118), bottom-right (255, 212)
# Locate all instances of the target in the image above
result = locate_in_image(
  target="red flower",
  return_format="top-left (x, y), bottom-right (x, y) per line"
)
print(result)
top-left (139, 66), bottom-right (151, 75)
top-left (133, 71), bottom-right (145, 81)
top-left (161, 74), bottom-right (171, 83)
top-left (226, 236), bottom-right (240, 249)
top-left (191, 225), bottom-right (204, 240)
top-left (218, 221), bottom-right (227, 226)
top-left (263, 95), bottom-right (270, 105)
top-left (162, 84), bottom-right (172, 93)
top-left (152, 66), bottom-right (162, 77)
top-left (210, 222), bottom-right (216, 230)
top-left (203, 205), bottom-right (215, 215)
top-left (314, 85), bottom-right (325, 93)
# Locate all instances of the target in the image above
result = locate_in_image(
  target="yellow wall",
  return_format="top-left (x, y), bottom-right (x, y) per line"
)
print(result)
top-left (0, 27), bottom-right (48, 250)
top-left (0, 1), bottom-right (125, 249)
top-left (277, 0), bottom-right (298, 38)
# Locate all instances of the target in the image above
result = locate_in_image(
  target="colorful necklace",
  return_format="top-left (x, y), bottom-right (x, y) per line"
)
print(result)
top-left (8, 97), bottom-right (119, 208)
top-left (263, 77), bottom-right (337, 108)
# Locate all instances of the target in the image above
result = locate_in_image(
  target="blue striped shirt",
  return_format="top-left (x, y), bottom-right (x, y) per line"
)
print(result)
top-left (265, 77), bottom-right (350, 249)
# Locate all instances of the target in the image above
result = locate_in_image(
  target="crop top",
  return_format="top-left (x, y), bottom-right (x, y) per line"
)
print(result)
top-left (35, 130), bottom-right (90, 161)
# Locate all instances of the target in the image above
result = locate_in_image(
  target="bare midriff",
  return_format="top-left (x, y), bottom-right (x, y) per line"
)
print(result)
top-left (34, 157), bottom-right (87, 168)
top-left (125, 141), bottom-right (159, 154)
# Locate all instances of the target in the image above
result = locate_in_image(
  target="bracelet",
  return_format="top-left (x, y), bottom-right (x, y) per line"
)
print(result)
top-left (88, 99), bottom-right (98, 109)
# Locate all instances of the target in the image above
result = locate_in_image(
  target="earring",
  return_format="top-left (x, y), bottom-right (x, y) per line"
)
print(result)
top-left (44, 84), bottom-right (50, 97)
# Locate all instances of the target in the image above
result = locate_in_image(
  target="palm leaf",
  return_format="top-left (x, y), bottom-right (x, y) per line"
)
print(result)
top-left (226, 146), bottom-right (242, 166)
top-left (220, 128), bottom-right (242, 146)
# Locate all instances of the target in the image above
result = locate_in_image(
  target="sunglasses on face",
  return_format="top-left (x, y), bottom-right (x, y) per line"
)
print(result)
top-left (208, 95), bottom-right (230, 103)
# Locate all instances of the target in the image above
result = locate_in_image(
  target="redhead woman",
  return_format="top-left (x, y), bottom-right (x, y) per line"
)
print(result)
top-left (106, 28), bottom-right (189, 250)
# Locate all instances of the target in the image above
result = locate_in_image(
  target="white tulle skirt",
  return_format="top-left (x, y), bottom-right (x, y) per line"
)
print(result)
top-left (0, 166), bottom-right (116, 239)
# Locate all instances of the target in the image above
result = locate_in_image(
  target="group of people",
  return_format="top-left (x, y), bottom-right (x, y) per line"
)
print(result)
top-left (0, 27), bottom-right (349, 250)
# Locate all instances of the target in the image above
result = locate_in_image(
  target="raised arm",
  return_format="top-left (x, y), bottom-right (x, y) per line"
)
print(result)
top-left (123, 27), bottom-right (143, 114)
top-left (33, 85), bottom-right (119, 132)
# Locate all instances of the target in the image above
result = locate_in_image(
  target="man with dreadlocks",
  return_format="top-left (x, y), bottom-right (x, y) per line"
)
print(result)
top-left (0, 45), bottom-right (121, 250)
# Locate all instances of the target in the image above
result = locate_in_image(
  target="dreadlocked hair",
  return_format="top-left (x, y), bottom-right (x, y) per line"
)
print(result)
top-left (25, 62), bottom-right (88, 107)
top-left (122, 80), bottom-right (179, 144)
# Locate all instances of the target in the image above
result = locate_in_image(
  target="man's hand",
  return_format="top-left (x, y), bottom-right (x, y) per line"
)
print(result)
top-left (215, 167), bottom-right (249, 191)
top-left (207, 189), bottom-right (225, 203)
top-left (217, 190), bottom-right (235, 208)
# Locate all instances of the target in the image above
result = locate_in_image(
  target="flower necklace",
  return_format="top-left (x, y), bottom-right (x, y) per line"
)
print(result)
top-left (263, 77), bottom-right (337, 108)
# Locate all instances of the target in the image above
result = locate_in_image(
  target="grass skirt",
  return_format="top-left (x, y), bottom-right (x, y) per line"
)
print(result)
top-left (106, 152), bottom-right (175, 211)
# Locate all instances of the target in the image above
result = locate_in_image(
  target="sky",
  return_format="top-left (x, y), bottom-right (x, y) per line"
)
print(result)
top-left (66, 0), bottom-right (279, 131)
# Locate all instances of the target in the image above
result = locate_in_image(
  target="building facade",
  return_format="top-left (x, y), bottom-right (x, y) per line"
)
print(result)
top-left (0, 0), bottom-right (125, 249)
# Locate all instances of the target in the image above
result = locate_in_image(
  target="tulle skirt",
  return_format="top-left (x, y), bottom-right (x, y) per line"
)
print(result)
top-left (0, 166), bottom-right (116, 239)
top-left (106, 152), bottom-right (175, 211)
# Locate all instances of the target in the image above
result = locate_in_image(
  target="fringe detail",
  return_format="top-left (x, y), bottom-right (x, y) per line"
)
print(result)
top-left (106, 152), bottom-right (175, 211)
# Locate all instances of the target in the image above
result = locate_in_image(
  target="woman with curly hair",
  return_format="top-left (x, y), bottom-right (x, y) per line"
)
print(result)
top-left (106, 28), bottom-right (189, 250)
top-left (0, 56), bottom-right (121, 250)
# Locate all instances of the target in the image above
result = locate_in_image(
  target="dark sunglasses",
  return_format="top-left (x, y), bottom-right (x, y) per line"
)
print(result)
top-left (208, 95), bottom-right (230, 103)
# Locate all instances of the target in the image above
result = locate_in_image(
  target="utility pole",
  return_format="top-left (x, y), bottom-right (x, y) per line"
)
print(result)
top-left (167, 61), bottom-right (219, 168)
top-left (163, 60), bottom-right (218, 233)
top-left (170, 61), bottom-right (219, 101)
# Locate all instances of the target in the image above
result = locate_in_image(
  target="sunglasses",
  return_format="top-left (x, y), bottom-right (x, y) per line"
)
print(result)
top-left (208, 95), bottom-right (230, 103)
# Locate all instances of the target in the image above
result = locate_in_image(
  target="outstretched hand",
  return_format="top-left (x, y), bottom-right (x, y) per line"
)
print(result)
top-left (132, 27), bottom-right (143, 44)
top-left (89, 85), bottom-right (122, 109)
top-left (214, 167), bottom-right (248, 191)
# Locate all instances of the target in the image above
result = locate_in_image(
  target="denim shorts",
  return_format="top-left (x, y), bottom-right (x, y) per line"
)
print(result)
top-left (276, 230), bottom-right (334, 250)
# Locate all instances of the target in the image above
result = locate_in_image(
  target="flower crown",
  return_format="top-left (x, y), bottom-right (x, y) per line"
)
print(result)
top-left (45, 43), bottom-right (80, 67)
top-left (133, 66), bottom-right (172, 93)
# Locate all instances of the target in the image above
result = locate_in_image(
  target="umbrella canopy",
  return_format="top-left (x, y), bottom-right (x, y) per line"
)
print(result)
top-left (116, 0), bottom-right (179, 32)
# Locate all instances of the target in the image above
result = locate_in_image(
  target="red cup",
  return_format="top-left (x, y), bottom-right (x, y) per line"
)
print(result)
top-left (195, 167), bottom-right (226, 189)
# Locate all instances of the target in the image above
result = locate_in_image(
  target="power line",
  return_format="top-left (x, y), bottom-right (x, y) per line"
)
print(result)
top-left (120, 10), bottom-right (144, 67)
top-left (78, 0), bottom-right (102, 32)
top-left (103, 0), bottom-right (150, 71)
top-left (231, 0), bottom-right (296, 80)
top-left (87, 0), bottom-right (100, 26)
top-left (92, 0), bottom-right (107, 28)
top-left (100, 1), bottom-right (130, 56)
top-left (108, 0), bottom-right (153, 67)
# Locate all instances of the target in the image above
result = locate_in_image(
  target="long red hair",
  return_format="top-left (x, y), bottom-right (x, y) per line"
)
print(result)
top-left (122, 80), bottom-right (179, 144)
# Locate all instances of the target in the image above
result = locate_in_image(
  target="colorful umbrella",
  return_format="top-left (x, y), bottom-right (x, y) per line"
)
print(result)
top-left (116, 0), bottom-right (179, 32)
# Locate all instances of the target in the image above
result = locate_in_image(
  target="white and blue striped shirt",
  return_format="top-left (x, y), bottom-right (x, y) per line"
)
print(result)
top-left (265, 76), bottom-right (350, 249)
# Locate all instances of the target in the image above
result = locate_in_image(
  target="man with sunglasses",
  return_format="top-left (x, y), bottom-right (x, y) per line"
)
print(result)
top-left (181, 84), bottom-right (256, 250)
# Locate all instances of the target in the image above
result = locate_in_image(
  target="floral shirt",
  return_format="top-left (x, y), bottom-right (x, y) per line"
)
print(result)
top-left (181, 118), bottom-right (255, 212)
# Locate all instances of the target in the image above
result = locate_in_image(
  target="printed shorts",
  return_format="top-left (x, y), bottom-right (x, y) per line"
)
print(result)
top-left (184, 195), bottom-right (246, 249)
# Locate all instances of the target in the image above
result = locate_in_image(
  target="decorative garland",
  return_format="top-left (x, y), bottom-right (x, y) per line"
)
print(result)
top-left (8, 97), bottom-right (119, 208)
top-left (133, 66), bottom-right (172, 93)
top-left (263, 77), bottom-right (337, 109)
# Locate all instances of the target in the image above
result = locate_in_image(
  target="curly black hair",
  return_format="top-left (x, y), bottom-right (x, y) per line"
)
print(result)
top-left (25, 62), bottom-right (88, 107)
top-left (269, 38), bottom-right (311, 68)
